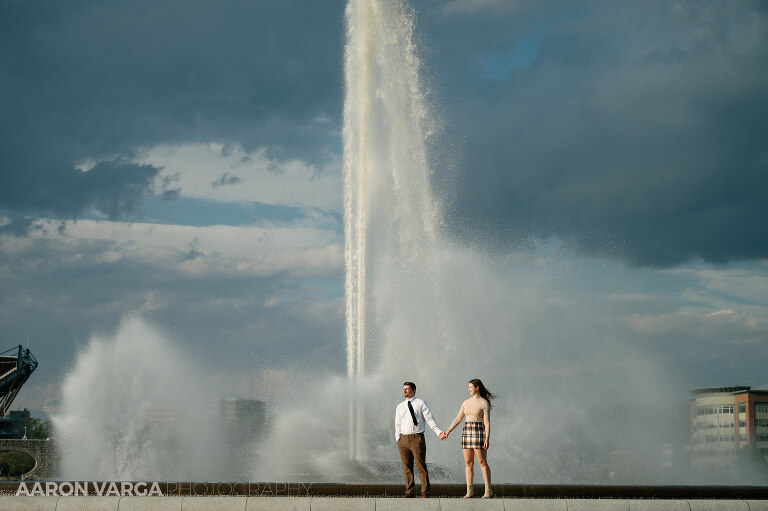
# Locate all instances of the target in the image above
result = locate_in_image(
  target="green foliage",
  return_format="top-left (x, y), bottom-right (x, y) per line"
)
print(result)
top-left (27, 418), bottom-right (51, 439)
top-left (0, 451), bottom-right (35, 478)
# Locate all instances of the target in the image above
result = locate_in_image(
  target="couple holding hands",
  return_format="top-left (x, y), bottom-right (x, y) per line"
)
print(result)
top-left (394, 378), bottom-right (495, 498)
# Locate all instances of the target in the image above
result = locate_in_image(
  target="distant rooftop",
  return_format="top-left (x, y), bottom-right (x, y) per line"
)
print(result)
top-left (689, 386), bottom-right (751, 395)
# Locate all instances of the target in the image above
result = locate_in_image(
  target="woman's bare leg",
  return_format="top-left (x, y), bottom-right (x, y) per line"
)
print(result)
top-left (463, 448), bottom-right (475, 496)
top-left (475, 448), bottom-right (492, 496)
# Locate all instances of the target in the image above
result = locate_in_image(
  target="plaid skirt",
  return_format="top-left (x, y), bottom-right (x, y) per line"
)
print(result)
top-left (461, 421), bottom-right (486, 449)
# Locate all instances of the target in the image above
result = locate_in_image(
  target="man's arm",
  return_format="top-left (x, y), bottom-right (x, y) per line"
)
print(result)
top-left (421, 400), bottom-right (443, 437)
top-left (395, 404), bottom-right (402, 442)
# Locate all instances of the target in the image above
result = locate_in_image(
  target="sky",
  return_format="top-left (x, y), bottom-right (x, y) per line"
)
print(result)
top-left (1, 0), bottom-right (767, 415)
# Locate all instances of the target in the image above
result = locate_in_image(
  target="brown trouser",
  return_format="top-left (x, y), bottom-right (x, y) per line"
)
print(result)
top-left (397, 432), bottom-right (430, 496)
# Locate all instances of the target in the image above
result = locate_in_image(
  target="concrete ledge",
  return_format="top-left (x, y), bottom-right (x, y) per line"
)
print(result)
top-left (246, 496), bottom-right (310, 510)
top-left (566, 499), bottom-right (629, 511)
top-left (1, 496), bottom-right (768, 510)
top-left (628, 500), bottom-right (690, 511)
top-left (689, 501), bottom-right (750, 511)
top-left (504, 500), bottom-right (567, 511)
top-left (118, 496), bottom-right (183, 511)
top-left (181, 496), bottom-right (247, 511)
top-left (0, 495), bottom-right (58, 511)
top-left (440, 498), bottom-right (504, 510)
top-left (309, 496), bottom-right (376, 511)
top-left (56, 496), bottom-right (120, 511)
top-left (375, 498), bottom-right (440, 510)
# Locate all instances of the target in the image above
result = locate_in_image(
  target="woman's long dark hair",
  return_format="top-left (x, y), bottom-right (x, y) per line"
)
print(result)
top-left (469, 379), bottom-right (496, 410)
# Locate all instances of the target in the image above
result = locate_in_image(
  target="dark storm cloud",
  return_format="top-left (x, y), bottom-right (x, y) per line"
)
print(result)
top-left (1, 159), bottom-right (158, 219)
top-left (4, 0), bottom-right (766, 267)
top-left (416, 0), bottom-right (768, 266)
top-left (0, 0), bottom-right (344, 222)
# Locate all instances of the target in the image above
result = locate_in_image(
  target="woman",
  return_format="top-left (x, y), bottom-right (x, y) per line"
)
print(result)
top-left (443, 378), bottom-right (495, 498)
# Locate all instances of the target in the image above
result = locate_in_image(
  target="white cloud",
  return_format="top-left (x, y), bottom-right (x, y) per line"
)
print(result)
top-left (132, 143), bottom-right (342, 211)
top-left (2, 218), bottom-right (342, 279)
top-left (626, 305), bottom-right (768, 348)
top-left (667, 263), bottom-right (768, 305)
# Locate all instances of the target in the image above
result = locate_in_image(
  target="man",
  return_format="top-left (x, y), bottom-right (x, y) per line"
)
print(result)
top-left (395, 381), bottom-right (446, 498)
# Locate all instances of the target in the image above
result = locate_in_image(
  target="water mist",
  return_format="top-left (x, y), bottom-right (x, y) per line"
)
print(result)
top-left (54, 318), bottom-right (234, 481)
top-left (337, 0), bottom-right (682, 483)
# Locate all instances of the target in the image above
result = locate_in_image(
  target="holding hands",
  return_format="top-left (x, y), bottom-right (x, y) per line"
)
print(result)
top-left (439, 431), bottom-right (448, 440)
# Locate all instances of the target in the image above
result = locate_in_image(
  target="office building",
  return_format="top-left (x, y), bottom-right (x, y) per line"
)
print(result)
top-left (689, 386), bottom-right (768, 466)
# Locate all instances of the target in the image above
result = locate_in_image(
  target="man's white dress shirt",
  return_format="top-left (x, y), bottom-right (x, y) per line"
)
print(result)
top-left (395, 397), bottom-right (443, 442)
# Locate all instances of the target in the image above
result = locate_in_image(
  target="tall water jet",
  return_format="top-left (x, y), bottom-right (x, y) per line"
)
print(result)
top-left (343, 0), bottom-right (441, 461)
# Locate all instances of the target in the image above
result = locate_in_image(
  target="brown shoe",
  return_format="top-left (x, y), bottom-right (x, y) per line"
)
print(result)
top-left (422, 494), bottom-right (430, 498)
top-left (402, 493), bottom-right (414, 498)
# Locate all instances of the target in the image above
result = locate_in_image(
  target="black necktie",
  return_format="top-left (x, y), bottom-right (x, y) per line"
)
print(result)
top-left (407, 400), bottom-right (418, 426)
